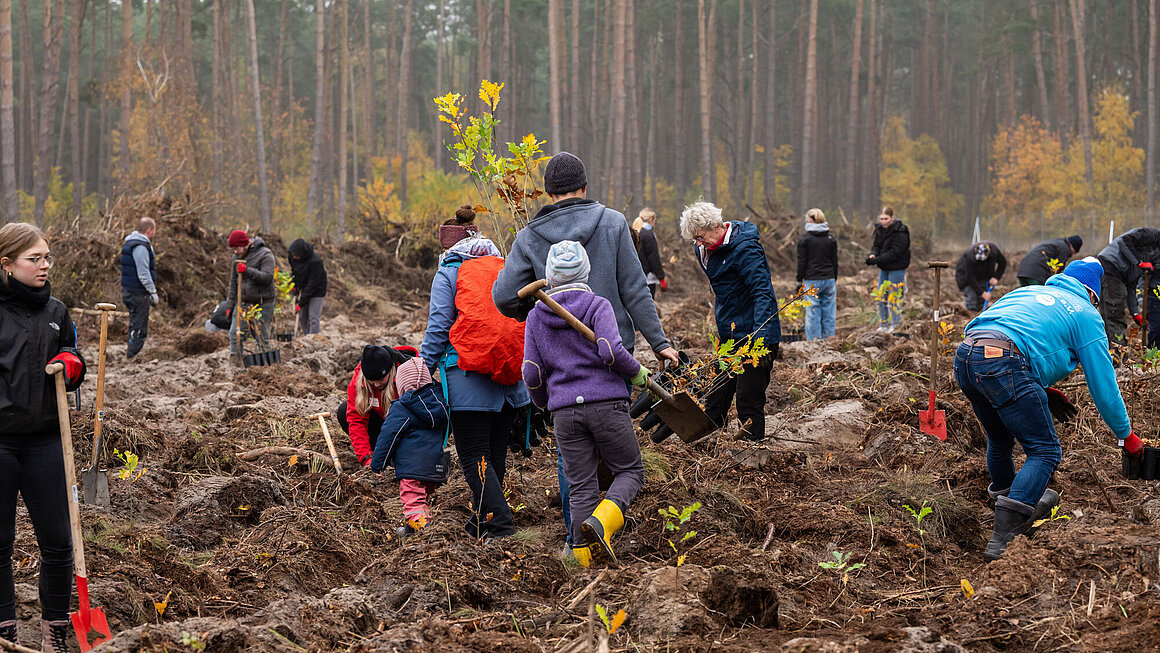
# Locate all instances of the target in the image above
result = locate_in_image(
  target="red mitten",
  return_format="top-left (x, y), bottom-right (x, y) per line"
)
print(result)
top-left (1122, 432), bottom-right (1144, 455)
top-left (48, 352), bottom-right (84, 385)
top-left (236, 261), bottom-right (247, 274)
top-left (1139, 262), bottom-right (1154, 271)
top-left (660, 278), bottom-right (668, 291)
top-left (1134, 314), bottom-right (1144, 326)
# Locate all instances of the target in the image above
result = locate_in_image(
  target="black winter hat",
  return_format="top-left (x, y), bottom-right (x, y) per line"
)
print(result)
top-left (1066, 234), bottom-right (1083, 253)
top-left (544, 152), bottom-right (587, 195)
top-left (360, 345), bottom-right (403, 382)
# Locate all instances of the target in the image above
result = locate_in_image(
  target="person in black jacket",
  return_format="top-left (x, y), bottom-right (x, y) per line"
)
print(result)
top-left (0, 223), bottom-right (87, 652)
top-left (864, 207), bottom-right (910, 331)
top-left (1096, 227), bottom-right (1160, 344)
top-left (797, 208), bottom-right (838, 340)
top-left (955, 241), bottom-right (1008, 312)
top-left (636, 208), bottom-right (667, 297)
top-left (287, 238), bottom-right (328, 335)
top-left (1016, 235), bottom-right (1082, 286)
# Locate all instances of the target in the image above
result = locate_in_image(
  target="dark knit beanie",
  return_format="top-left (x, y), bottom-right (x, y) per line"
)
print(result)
top-left (1066, 234), bottom-right (1083, 252)
top-left (360, 345), bottom-right (398, 382)
top-left (544, 152), bottom-right (587, 195)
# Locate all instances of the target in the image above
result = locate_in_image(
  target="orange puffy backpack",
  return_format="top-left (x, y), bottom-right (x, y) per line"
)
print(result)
top-left (449, 256), bottom-right (526, 385)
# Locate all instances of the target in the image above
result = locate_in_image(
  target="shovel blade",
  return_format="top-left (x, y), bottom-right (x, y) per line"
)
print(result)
top-left (71, 607), bottom-right (111, 652)
top-left (650, 391), bottom-right (718, 443)
top-left (919, 409), bottom-right (947, 441)
top-left (81, 468), bottom-right (110, 506)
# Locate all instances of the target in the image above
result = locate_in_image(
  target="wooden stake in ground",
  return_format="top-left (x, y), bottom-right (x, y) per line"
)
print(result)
top-left (309, 412), bottom-right (343, 474)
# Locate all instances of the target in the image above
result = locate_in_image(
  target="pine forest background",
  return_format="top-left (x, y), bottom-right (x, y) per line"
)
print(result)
top-left (3, 0), bottom-right (1160, 251)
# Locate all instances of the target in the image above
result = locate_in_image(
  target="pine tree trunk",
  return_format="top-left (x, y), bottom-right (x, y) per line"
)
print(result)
top-left (0, 0), bottom-right (14, 221)
top-left (475, 0), bottom-right (491, 91)
top-left (646, 35), bottom-right (659, 207)
top-left (745, 0), bottom-right (758, 208)
top-left (626, 0), bottom-right (642, 205)
top-left (397, 0), bottom-right (413, 204)
top-left (66, 0), bottom-right (87, 217)
top-left (80, 5), bottom-right (95, 195)
top-left (1069, 0), bottom-right (1093, 197)
top-left (336, 0), bottom-right (349, 236)
top-left (862, 0), bottom-right (879, 213)
top-left (500, 0), bottom-right (510, 144)
top-left (244, 0), bottom-right (271, 231)
top-left (697, 0), bottom-right (715, 202)
top-left (673, 1), bottom-right (684, 188)
top-left (1030, 0), bottom-right (1051, 127)
top-left (362, 0), bottom-right (373, 162)
top-left (17, 0), bottom-right (33, 193)
top-left (610, 0), bottom-right (627, 206)
top-left (844, 0), bottom-right (863, 213)
top-left (800, 0), bottom-right (818, 214)
top-left (271, 0), bottom-right (287, 182)
top-left (95, 0), bottom-right (109, 198)
top-left (763, 0), bottom-right (776, 204)
top-left (306, 0), bottom-right (326, 224)
top-left (34, 0), bottom-right (64, 226)
top-left (732, 0), bottom-right (746, 210)
top-left (1148, 0), bottom-right (1157, 220)
top-left (548, 0), bottom-right (563, 149)
top-left (211, 0), bottom-right (223, 198)
top-left (434, 0), bottom-right (444, 169)
top-left (1053, 0), bottom-right (1071, 144)
top-left (118, 0), bottom-right (130, 192)
top-left (570, 0), bottom-right (580, 147)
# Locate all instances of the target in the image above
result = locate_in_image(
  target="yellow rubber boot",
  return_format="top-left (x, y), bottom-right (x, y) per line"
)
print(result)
top-left (581, 499), bottom-right (625, 566)
top-left (571, 545), bottom-right (593, 568)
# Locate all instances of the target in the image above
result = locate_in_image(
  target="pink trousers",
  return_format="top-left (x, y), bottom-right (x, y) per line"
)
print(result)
top-left (399, 479), bottom-right (439, 520)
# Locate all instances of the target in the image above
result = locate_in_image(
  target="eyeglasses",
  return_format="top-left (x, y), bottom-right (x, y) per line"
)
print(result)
top-left (19, 254), bottom-right (54, 268)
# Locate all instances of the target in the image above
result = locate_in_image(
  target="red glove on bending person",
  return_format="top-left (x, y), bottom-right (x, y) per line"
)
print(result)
top-left (48, 352), bottom-right (84, 385)
top-left (1122, 432), bottom-right (1144, 455)
top-left (236, 261), bottom-right (247, 274)
top-left (660, 278), bottom-right (668, 291)
top-left (1134, 314), bottom-right (1144, 326)
top-left (1140, 262), bottom-right (1154, 271)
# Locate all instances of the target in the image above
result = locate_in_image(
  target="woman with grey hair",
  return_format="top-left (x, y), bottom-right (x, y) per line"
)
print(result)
top-left (680, 201), bottom-right (780, 441)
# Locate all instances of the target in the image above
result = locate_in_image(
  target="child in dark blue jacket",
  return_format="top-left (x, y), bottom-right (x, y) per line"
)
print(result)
top-left (370, 356), bottom-right (450, 535)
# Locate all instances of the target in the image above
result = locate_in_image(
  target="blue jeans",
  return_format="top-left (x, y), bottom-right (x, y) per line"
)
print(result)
top-left (803, 278), bottom-right (836, 340)
top-left (953, 342), bottom-right (1060, 505)
top-left (877, 269), bottom-right (906, 328)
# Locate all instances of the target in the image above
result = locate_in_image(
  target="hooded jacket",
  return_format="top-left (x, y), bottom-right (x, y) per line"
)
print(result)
top-left (0, 280), bottom-right (86, 434)
top-left (1016, 238), bottom-right (1074, 283)
top-left (796, 223), bottom-right (839, 282)
top-left (523, 284), bottom-right (642, 411)
top-left (370, 383), bottom-right (450, 482)
top-left (226, 237), bottom-right (277, 304)
top-left (492, 199), bottom-right (670, 355)
top-left (965, 274), bottom-right (1129, 439)
top-left (287, 238), bottom-right (328, 304)
top-left (420, 241), bottom-right (530, 412)
top-left (868, 219), bottom-right (911, 271)
top-left (694, 221), bottom-right (781, 345)
top-left (120, 231), bottom-right (157, 295)
top-left (955, 241), bottom-right (1008, 294)
top-left (345, 362), bottom-right (396, 465)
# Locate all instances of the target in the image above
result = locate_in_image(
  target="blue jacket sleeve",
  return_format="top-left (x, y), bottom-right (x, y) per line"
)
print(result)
top-left (420, 268), bottom-right (457, 372)
top-left (738, 240), bottom-right (780, 344)
top-left (132, 245), bottom-right (156, 293)
top-left (522, 314), bottom-right (549, 409)
top-left (1074, 332), bottom-right (1131, 439)
top-left (370, 407), bottom-right (411, 473)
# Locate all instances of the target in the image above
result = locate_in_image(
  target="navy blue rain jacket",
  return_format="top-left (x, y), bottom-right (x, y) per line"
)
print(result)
top-left (693, 221), bottom-right (781, 346)
top-left (370, 383), bottom-right (450, 483)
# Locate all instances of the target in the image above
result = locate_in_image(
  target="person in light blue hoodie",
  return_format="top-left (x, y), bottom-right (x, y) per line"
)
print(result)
top-left (953, 257), bottom-right (1141, 562)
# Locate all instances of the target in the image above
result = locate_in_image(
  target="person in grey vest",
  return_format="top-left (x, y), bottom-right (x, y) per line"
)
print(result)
top-left (120, 217), bottom-right (158, 359)
top-left (1097, 227), bottom-right (1160, 344)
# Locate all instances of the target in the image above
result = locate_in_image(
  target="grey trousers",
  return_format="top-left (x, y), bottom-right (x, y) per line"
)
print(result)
top-left (554, 399), bottom-right (644, 546)
top-left (1099, 273), bottom-right (1130, 345)
top-left (297, 297), bottom-right (324, 335)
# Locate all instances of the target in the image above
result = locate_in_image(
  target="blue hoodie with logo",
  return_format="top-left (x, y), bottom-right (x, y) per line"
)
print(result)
top-left (965, 274), bottom-right (1131, 439)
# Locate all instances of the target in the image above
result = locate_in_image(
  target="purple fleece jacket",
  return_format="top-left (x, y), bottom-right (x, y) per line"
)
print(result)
top-left (522, 284), bottom-right (643, 411)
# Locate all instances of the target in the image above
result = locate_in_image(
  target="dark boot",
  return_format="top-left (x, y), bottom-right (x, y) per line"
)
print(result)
top-left (984, 496), bottom-right (1036, 562)
top-left (0, 620), bottom-right (16, 644)
top-left (40, 619), bottom-right (70, 653)
top-left (1024, 489), bottom-right (1060, 538)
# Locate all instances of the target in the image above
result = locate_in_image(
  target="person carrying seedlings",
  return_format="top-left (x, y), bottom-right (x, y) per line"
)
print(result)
top-left (287, 238), bottom-right (328, 335)
top-left (225, 230), bottom-right (277, 359)
top-left (953, 257), bottom-right (1141, 562)
top-left (1015, 234), bottom-right (1082, 286)
top-left (421, 236), bottom-right (530, 543)
top-left (120, 217), bottom-right (159, 359)
top-left (522, 241), bottom-right (647, 567)
top-left (635, 208), bottom-right (667, 298)
top-left (0, 223), bottom-right (88, 652)
top-left (1095, 227), bottom-right (1160, 345)
top-left (864, 206), bottom-right (910, 332)
top-left (681, 200), bottom-right (780, 441)
top-left (337, 344), bottom-right (417, 468)
top-left (369, 356), bottom-right (450, 538)
top-left (796, 208), bottom-right (838, 340)
top-left (954, 241), bottom-right (1008, 312)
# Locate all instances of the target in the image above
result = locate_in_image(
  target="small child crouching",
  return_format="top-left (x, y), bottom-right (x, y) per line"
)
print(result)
top-left (522, 240), bottom-right (649, 566)
top-left (370, 356), bottom-right (451, 536)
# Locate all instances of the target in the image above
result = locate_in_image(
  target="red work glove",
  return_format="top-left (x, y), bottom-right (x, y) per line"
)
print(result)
top-left (48, 352), bottom-right (84, 385)
top-left (294, 304), bottom-right (301, 314)
top-left (660, 278), bottom-right (668, 291)
top-left (236, 261), bottom-right (247, 274)
top-left (1134, 314), bottom-right (1144, 326)
top-left (1122, 432), bottom-right (1144, 455)
top-left (1139, 262), bottom-right (1154, 271)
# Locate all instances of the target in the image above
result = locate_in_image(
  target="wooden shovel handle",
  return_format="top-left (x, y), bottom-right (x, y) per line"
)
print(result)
top-left (315, 415), bottom-right (343, 474)
top-left (92, 303), bottom-right (116, 467)
top-left (47, 364), bottom-right (87, 579)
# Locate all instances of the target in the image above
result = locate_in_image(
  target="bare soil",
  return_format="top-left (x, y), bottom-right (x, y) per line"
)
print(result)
top-left (9, 211), bottom-right (1159, 652)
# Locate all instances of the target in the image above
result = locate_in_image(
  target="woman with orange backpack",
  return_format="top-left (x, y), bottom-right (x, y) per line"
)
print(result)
top-left (419, 235), bottom-right (530, 542)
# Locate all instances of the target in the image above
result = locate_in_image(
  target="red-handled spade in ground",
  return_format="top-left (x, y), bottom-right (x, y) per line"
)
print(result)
top-left (920, 262), bottom-right (949, 441)
top-left (47, 363), bottom-right (112, 651)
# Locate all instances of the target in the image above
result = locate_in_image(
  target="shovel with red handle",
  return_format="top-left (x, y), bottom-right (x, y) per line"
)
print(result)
top-left (47, 363), bottom-right (112, 651)
top-left (920, 262), bottom-right (949, 441)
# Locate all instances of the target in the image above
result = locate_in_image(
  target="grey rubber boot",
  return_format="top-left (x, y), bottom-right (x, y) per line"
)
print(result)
top-left (40, 619), bottom-right (70, 653)
top-left (984, 495), bottom-right (1039, 562)
top-left (986, 485), bottom-right (1060, 530)
top-left (0, 620), bottom-right (16, 644)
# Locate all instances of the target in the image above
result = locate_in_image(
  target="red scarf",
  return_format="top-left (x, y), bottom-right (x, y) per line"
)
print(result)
top-left (704, 223), bottom-right (730, 251)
